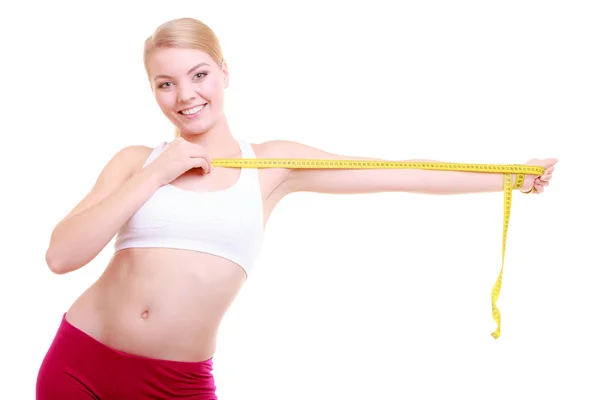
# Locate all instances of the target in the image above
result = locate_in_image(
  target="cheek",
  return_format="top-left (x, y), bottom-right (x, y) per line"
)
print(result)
top-left (202, 79), bottom-right (224, 102)
top-left (155, 92), bottom-right (175, 111)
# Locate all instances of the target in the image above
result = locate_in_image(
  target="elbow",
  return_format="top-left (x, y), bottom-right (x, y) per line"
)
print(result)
top-left (45, 246), bottom-right (73, 275)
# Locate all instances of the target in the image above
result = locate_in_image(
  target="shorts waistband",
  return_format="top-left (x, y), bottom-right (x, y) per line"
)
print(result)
top-left (59, 313), bottom-right (214, 371)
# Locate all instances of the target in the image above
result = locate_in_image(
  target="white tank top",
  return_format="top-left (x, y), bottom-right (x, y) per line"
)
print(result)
top-left (114, 139), bottom-right (265, 275)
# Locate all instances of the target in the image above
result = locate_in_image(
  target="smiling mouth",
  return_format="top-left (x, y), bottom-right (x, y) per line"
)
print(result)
top-left (178, 104), bottom-right (207, 117)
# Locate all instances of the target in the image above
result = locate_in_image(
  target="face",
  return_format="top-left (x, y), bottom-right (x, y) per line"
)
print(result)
top-left (146, 47), bottom-right (229, 135)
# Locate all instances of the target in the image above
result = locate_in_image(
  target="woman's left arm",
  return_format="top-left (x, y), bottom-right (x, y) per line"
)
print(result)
top-left (269, 140), bottom-right (557, 196)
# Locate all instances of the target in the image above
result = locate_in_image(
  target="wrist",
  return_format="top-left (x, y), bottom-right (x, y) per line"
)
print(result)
top-left (511, 173), bottom-right (526, 191)
top-left (135, 165), bottom-right (165, 191)
top-left (517, 174), bottom-right (536, 194)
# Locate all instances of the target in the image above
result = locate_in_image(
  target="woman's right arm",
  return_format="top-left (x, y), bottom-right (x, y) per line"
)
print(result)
top-left (45, 145), bottom-right (161, 274)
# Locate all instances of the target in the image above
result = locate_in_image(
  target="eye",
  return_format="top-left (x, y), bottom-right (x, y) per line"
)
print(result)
top-left (158, 82), bottom-right (172, 89)
top-left (194, 72), bottom-right (208, 80)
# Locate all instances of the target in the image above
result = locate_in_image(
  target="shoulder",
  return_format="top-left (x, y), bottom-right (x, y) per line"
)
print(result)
top-left (247, 140), bottom-right (337, 197)
top-left (251, 140), bottom-right (342, 163)
top-left (243, 140), bottom-right (302, 198)
top-left (250, 140), bottom-right (307, 158)
top-left (102, 144), bottom-right (157, 176)
top-left (112, 144), bottom-right (154, 163)
top-left (114, 144), bottom-right (155, 158)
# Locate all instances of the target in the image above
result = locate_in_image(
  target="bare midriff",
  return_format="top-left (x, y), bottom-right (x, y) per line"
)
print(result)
top-left (65, 247), bottom-right (248, 362)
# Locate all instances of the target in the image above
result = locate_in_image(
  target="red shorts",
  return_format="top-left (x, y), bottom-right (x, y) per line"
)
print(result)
top-left (36, 314), bottom-right (218, 399)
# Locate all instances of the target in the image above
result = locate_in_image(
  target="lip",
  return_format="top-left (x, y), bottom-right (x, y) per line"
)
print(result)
top-left (178, 103), bottom-right (207, 113)
top-left (178, 103), bottom-right (207, 118)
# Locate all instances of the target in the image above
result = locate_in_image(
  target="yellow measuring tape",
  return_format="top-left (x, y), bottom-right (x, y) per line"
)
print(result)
top-left (212, 158), bottom-right (546, 339)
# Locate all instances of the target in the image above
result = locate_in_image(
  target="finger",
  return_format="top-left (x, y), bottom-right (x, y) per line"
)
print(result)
top-left (540, 172), bottom-right (552, 181)
top-left (186, 146), bottom-right (212, 170)
top-left (535, 180), bottom-right (546, 192)
top-left (191, 158), bottom-right (210, 174)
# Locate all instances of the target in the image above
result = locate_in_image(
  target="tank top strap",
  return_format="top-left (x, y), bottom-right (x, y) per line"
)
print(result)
top-left (142, 142), bottom-right (169, 168)
top-left (237, 139), bottom-right (256, 159)
top-left (235, 139), bottom-right (261, 191)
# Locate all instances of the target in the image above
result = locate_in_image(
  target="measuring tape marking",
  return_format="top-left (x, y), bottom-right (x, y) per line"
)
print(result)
top-left (212, 158), bottom-right (545, 339)
top-left (212, 158), bottom-right (545, 175)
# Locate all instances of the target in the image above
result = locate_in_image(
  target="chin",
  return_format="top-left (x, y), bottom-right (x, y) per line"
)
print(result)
top-left (168, 113), bottom-right (203, 133)
top-left (176, 121), bottom-right (214, 136)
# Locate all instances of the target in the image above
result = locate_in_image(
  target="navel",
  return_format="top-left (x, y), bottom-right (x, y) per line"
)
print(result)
top-left (141, 310), bottom-right (149, 319)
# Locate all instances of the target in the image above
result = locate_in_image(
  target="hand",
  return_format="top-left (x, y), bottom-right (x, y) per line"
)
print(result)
top-left (520, 158), bottom-right (558, 194)
top-left (147, 137), bottom-right (213, 186)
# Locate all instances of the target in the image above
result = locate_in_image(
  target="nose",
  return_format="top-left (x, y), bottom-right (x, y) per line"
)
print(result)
top-left (177, 83), bottom-right (197, 103)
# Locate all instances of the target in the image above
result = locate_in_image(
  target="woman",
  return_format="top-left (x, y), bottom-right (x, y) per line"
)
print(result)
top-left (36, 17), bottom-right (557, 399)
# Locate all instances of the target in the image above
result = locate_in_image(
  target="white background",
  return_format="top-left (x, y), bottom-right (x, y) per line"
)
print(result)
top-left (1, 1), bottom-right (598, 399)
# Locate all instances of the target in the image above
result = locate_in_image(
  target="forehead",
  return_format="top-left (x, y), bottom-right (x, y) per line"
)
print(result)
top-left (147, 47), bottom-right (215, 78)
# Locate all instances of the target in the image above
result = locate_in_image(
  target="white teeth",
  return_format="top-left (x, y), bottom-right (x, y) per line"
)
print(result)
top-left (181, 105), bottom-right (205, 115)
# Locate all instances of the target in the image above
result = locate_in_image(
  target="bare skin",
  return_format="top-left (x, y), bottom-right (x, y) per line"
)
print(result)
top-left (47, 45), bottom-right (557, 365)
top-left (65, 141), bottom-right (289, 362)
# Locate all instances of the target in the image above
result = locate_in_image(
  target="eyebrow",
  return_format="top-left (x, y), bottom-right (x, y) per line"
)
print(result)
top-left (154, 63), bottom-right (210, 81)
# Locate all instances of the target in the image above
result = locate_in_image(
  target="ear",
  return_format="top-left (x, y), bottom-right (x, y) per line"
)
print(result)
top-left (222, 61), bottom-right (230, 88)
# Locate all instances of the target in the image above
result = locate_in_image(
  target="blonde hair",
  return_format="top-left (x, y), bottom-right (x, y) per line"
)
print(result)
top-left (143, 18), bottom-right (225, 137)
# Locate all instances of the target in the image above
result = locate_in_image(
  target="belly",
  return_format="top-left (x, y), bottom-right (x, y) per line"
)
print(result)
top-left (66, 248), bottom-right (247, 362)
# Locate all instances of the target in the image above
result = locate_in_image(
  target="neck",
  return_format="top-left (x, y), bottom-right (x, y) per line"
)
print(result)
top-left (179, 116), bottom-right (240, 158)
